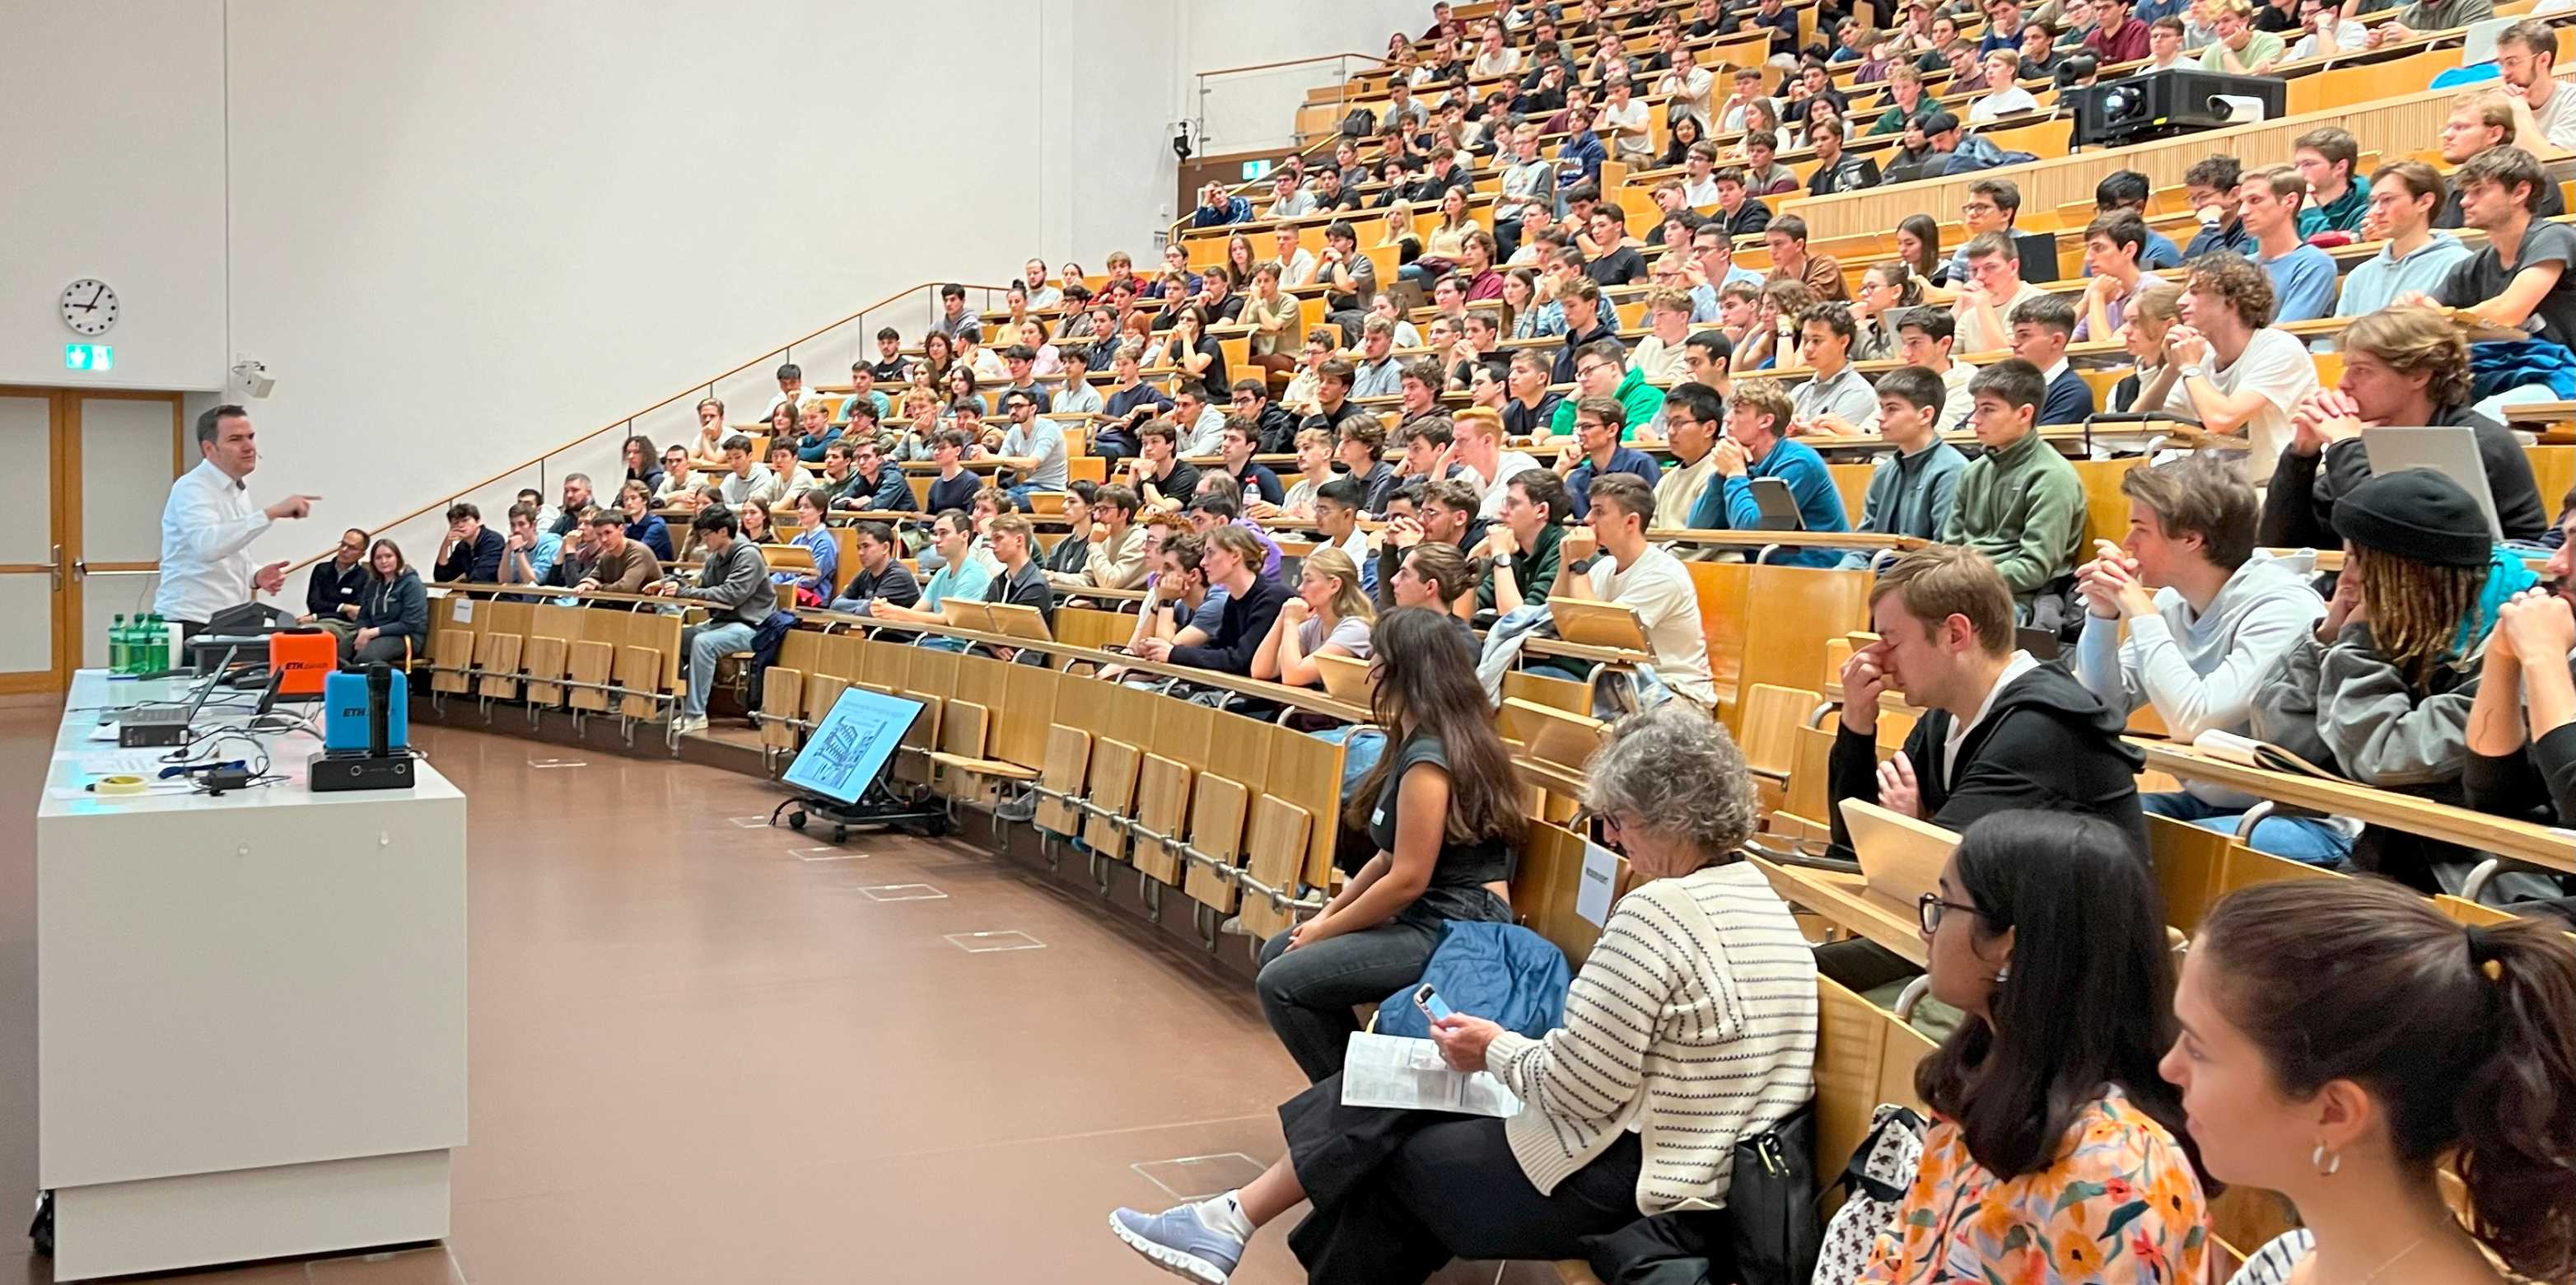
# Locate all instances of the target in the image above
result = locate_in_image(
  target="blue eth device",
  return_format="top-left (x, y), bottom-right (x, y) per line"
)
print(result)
top-left (323, 668), bottom-right (408, 752)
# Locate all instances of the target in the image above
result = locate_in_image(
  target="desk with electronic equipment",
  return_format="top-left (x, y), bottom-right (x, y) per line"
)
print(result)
top-left (35, 668), bottom-right (466, 1281)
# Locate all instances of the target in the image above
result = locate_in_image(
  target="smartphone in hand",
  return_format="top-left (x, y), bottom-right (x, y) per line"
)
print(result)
top-left (1412, 982), bottom-right (1455, 1023)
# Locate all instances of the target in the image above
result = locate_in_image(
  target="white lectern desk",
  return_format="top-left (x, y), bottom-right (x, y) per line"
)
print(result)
top-left (36, 669), bottom-right (466, 1281)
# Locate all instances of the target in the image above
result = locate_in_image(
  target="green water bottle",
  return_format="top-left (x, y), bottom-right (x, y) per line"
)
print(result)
top-left (110, 614), bottom-right (130, 675)
top-left (144, 614), bottom-right (167, 673)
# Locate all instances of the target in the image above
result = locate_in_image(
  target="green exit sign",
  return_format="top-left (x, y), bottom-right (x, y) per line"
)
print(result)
top-left (1240, 159), bottom-right (1272, 181)
top-left (64, 343), bottom-right (114, 372)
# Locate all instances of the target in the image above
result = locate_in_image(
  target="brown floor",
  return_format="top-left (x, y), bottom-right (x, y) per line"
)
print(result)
top-left (0, 699), bottom-right (1558, 1285)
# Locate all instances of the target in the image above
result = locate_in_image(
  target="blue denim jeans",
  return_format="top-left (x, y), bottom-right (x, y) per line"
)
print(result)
top-left (2140, 791), bottom-right (2354, 867)
top-left (1310, 726), bottom-right (1387, 799)
top-left (677, 619), bottom-right (757, 717)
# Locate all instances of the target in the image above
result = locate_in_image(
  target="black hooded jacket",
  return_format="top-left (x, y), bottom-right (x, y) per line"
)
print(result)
top-left (1827, 660), bottom-right (2148, 858)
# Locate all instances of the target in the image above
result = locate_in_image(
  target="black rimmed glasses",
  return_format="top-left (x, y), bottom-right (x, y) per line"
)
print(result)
top-left (1917, 891), bottom-right (1981, 935)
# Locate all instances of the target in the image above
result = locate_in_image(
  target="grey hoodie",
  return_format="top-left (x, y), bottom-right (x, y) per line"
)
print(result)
top-left (2075, 552), bottom-right (2323, 805)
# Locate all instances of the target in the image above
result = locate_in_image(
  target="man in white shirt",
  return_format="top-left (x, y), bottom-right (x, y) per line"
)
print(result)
top-left (2497, 20), bottom-right (2576, 154)
top-left (1272, 224), bottom-right (1318, 288)
top-left (1966, 49), bottom-right (2040, 124)
top-left (1653, 45), bottom-right (1716, 128)
top-left (716, 434), bottom-right (777, 507)
top-left (1626, 288), bottom-right (1697, 385)
top-left (1950, 232), bottom-right (2047, 355)
top-left (1652, 382), bottom-right (1726, 538)
top-left (1678, 142), bottom-right (1723, 207)
top-left (2143, 252), bottom-right (2318, 481)
top-left (1896, 307), bottom-right (1979, 432)
top-left (1020, 259), bottom-right (1062, 311)
top-left (156, 405), bottom-right (319, 634)
top-left (1790, 302), bottom-right (1882, 431)
top-left (1262, 171), bottom-right (1315, 220)
top-left (1548, 473), bottom-right (1714, 706)
top-left (1594, 76), bottom-right (1654, 162)
top-left (1450, 406), bottom-right (1546, 521)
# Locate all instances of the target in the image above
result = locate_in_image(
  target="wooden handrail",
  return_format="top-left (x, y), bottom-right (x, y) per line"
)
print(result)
top-left (288, 279), bottom-right (1012, 573)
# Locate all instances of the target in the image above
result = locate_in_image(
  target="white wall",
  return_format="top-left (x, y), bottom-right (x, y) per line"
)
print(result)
top-left (16, 0), bottom-right (1396, 567)
top-left (1180, 0), bottom-right (1426, 156)
top-left (0, 2), bottom-right (229, 391)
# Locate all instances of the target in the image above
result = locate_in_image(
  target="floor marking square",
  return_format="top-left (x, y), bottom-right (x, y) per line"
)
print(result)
top-left (791, 847), bottom-right (870, 862)
top-left (728, 815), bottom-right (771, 828)
top-left (945, 930), bottom-right (1044, 952)
top-left (855, 883), bottom-right (947, 901)
top-left (1132, 1152), bottom-right (1267, 1202)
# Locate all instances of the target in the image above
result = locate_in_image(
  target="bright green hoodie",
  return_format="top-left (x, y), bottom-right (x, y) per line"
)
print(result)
top-left (1549, 364), bottom-right (1668, 440)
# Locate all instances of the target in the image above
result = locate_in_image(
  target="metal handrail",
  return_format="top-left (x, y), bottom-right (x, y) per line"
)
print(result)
top-left (287, 279), bottom-right (1011, 573)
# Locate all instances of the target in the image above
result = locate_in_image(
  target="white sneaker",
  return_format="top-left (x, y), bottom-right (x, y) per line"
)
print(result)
top-left (670, 714), bottom-right (708, 736)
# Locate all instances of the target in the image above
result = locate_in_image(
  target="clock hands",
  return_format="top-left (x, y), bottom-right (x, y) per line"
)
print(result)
top-left (79, 284), bottom-right (105, 311)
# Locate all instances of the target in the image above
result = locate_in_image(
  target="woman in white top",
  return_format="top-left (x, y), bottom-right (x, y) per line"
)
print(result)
top-left (2166, 878), bottom-right (2576, 1285)
top-left (1110, 703), bottom-right (1817, 1285)
top-left (1966, 50), bottom-right (2041, 124)
top-left (1014, 319), bottom-right (1063, 377)
top-left (1251, 546), bottom-right (1375, 688)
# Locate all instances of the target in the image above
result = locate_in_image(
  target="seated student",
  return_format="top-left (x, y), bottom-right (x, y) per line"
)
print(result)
top-left (1123, 529), bottom-right (1221, 658)
top-left (2250, 470), bottom-right (2538, 881)
top-left (839, 437), bottom-right (917, 513)
top-left (713, 434), bottom-right (777, 509)
top-left (1276, 428), bottom-right (1338, 521)
top-left (771, 491), bottom-right (838, 605)
top-left (2263, 306), bottom-right (2550, 549)
top-left (2430, 96), bottom-right (2569, 231)
top-left (648, 507), bottom-right (776, 736)
top-left (2429, 145), bottom-right (2576, 352)
top-left (1836, 366), bottom-right (1969, 569)
top-left (1550, 278), bottom-right (1622, 385)
top-left (1893, 306), bottom-right (1977, 433)
top-left (2466, 516), bottom-right (2575, 825)
top-left (1187, 484), bottom-right (1284, 580)
top-left (1854, 811), bottom-right (2208, 1284)
top-left (1136, 526), bottom-right (1287, 677)
top-left (1372, 479), bottom-right (1478, 611)
top-left (1386, 541), bottom-right (1484, 653)
top-left (1650, 382), bottom-right (1724, 534)
top-left (2074, 455), bottom-right (2326, 834)
top-left (1336, 419), bottom-right (1399, 518)
top-left (1550, 474), bottom-right (1717, 707)
top-left (1041, 483), bottom-right (1097, 585)
top-left (1447, 407), bottom-right (1543, 523)
top-left (341, 539), bottom-right (427, 666)
top-left (1787, 303), bottom-right (1878, 431)
top-left (2331, 162), bottom-right (2468, 321)
top-left (1230, 379), bottom-right (1297, 456)
top-left (987, 390), bottom-right (1068, 510)
top-left (1130, 419), bottom-right (1203, 514)
top-left (922, 428), bottom-right (982, 516)
top-left (2090, 171), bottom-right (2186, 272)
top-left (2006, 294), bottom-right (2094, 426)
top-left (824, 521), bottom-right (921, 615)
top-left (1553, 396), bottom-right (1661, 520)
top-left (1687, 381), bottom-right (1851, 566)
top-left (433, 502), bottom-right (506, 583)
top-left (2240, 166), bottom-right (2337, 325)
top-left (2221, 892), bottom-right (2576, 1285)
top-left (1244, 605), bottom-right (1519, 1079)
top-left (1940, 360), bottom-right (2084, 624)
top-left (2133, 253), bottom-right (2319, 484)
top-left (1948, 233), bottom-right (2046, 356)
top-left (2181, 155), bottom-right (2256, 261)
top-left (616, 484), bottom-right (674, 562)
top-left (304, 526), bottom-right (371, 637)
top-left (1476, 469), bottom-right (1570, 614)
top-left (1548, 339), bottom-right (1664, 440)
top-left (868, 510), bottom-right (992, 627)
top-left (1253, 548), bottom-right (1377, 689)
top-left (978, 513), bottom-right (1054, 658)
top-left (1211, 416), bottom-right (1285, 506)
top-left (572, 507), bottom-right (662, 596)
top-left (1832, 546), bottom-right (2147, 857)
top-left (1113, 703), bottom-right (1814, 1285)
top-left (496, 501), bottom-right (562, 588)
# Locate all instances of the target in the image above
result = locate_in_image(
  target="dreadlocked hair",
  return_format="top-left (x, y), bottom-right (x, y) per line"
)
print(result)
top-left (2354, 548), bottom-right (2491, 690)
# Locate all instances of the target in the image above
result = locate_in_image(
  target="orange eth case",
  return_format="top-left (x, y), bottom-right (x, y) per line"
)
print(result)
top-left (270, 629), bottom-right (338, 697)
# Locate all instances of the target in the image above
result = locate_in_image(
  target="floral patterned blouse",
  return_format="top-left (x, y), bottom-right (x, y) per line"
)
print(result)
top-left (1856, 1085), bottom-right (2210, 1284)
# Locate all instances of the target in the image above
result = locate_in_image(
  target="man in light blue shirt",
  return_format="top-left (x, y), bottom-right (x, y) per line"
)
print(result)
top-left (1348, 319), bottom-right (1407, 400)
top-left (2244, 166), bottom-right (2338, 323)
top-left (1687, 224), bottom-right (1767, 322)
top-left (2332, 161), bottom-right (2471, 322)
top-left (992, 390), bottom-right (1068, 507)
top-left (501, 502), bottom-right (562, 586)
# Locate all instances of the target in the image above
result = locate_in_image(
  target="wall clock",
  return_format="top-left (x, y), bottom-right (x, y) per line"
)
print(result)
top-left (61, 279), bottom-right (119, 336)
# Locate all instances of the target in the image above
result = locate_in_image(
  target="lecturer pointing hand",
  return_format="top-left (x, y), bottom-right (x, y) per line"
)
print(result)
top-left (154, 404), bottom-right (321, 639)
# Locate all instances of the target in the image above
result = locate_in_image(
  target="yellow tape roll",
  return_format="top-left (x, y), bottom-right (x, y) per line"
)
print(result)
top-left (93, 774), bottom-right (149, 797)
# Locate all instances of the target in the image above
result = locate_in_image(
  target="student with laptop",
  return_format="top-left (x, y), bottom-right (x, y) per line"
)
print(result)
top-left (1831, 545), bottom-right (2147, 860)
top-left (2263, 306), bottom-right (2550, 550)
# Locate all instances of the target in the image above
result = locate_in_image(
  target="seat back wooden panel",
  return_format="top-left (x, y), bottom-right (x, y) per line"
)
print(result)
top-left (1083, 739), bottom-right (1143, 859)
top-left (860, 635), bottom-right (910, 694)
top-left (474, 631), bottom-right (523, 699)
top-left (1737, 565), bottom-right (1873, 706)
top-left (1267, 724), bottom-right (1346, 899)
top-left (936, 699), bottom-right (996, 798)
top-left (758, 666), bottom-right (805, 748)
top-left (566, 638), bottom-right (617, 711)
top-left (1106, 681), bottom-right (1160, 750)
top-left (1738, 684), bottom-right (1821, 780)
top-left (1512, 821), bottom-right (1617, 967)
top-left (815, 631), bottom-right (863, 681)
top-left (1184, 776), bottom-right (1253, 912)
top-left (999, 664), bottom-right (1062, 768)
top-left (802, 672), bottom-right (850, 734)
top-left (522, 635), bottom-right (570, 707)
top-left (614, 643), bottom-right (665, 719)
top-left (774, 629), bottom-right (823, 675)
top-left (2073, 459), bottom-right (2146, 559)
top-left (1035, 724), bottom-right (1094, 835)
top-left (894, 694), bottom-right (944, 785)
top-left (1237, 795), bottom-right (1315, 941)
top-left (1501, 669), bottom-right (1590, 716)
top-left (1132, 754), bottom-right (1195, 884)
top-left (1688, 561), bottom-right (1752, 708)
top-left (908, 647), bottom-right (960, 703)
top-left (1813, 977), bottom-right (1936, 1216)
top-left (953, 655), bottom-right (1009, 730)
top-left (2148, 814), bottom-right (2233, 938)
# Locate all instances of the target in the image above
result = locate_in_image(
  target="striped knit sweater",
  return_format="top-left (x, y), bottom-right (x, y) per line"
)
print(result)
top-left (1485, 860), bottom-right (1819, 1215)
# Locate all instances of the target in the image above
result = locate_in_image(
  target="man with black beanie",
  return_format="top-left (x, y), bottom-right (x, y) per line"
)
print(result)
top-left (2248, 469), bottom-right (2541, 885)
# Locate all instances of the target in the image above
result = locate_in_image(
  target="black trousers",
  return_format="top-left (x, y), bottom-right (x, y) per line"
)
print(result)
top-left (1280, 1077), bottom-right (1645, 1285)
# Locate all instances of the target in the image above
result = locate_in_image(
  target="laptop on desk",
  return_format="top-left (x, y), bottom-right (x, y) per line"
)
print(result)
top-left (1836, 798), bottom-right (1960, 914)
top-left (1547, 599), bottom-right (1650, 652)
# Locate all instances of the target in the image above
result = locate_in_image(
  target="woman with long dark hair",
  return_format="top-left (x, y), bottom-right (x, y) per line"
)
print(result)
top-left (1895, 213), bottom-right (1942, 283)
top-left (1247, 606), bottom-right (1526, 1083)
top-left (1857, 811), bottom-right (2210, 1283)
top-left (2168, 879), bottom-right (2576, 1285)
top-left (622, 434), bottom-right (664, 496)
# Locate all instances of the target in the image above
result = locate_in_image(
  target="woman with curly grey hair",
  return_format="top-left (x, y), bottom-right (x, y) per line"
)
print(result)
top-left (1108, 704), bottom-right (1818, 1285)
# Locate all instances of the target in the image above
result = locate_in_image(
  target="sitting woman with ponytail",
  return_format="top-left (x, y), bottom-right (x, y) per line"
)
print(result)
top-left (2167, 878), bottom-right (2576, 1285)
top-left (1855, 811), bottom-right (2210, 1284)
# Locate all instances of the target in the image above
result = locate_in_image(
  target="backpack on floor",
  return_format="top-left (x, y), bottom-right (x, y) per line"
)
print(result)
top-left (1810, 1104), bottom-right (1927, 1285)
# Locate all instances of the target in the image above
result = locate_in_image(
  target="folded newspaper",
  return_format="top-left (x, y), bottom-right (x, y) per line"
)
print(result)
top-left (1339, 1032), bottom-right (1524, 1118)
top-left (2191, 728), bottom-right (2342, 781)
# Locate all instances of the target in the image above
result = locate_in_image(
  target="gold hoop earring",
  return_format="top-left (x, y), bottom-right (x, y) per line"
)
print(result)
top-left (2310, 1142), bottom-right (2340, 1176)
